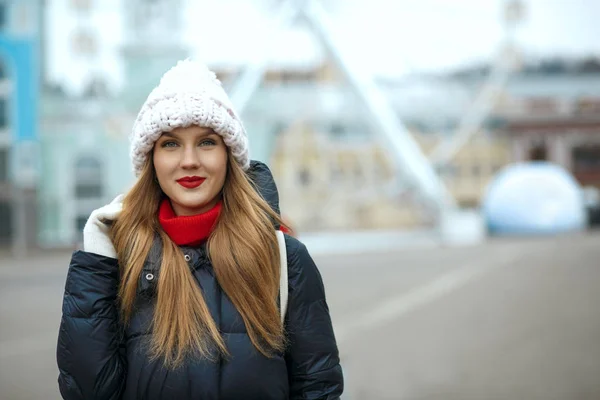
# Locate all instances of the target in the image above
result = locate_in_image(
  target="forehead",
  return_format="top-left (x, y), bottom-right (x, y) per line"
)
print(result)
top-left (164, 125), bottom-right (215, 138)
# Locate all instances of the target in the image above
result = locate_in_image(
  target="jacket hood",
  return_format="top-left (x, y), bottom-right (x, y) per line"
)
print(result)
top-left (246, 160), bottom-right (281, 228)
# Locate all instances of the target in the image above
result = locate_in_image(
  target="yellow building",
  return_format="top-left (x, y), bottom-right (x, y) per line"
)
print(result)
top-left (419, 134), bottom-right (512, 208)
top-left (270, 123), bottom-right (511, 233)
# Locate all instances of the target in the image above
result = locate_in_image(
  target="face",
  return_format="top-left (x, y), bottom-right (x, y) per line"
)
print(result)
top-left (153, 126), bottom-right (228, 216)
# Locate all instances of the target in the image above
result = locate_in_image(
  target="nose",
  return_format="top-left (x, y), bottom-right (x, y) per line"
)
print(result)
top-left (180, 146), bottom-right (201, 170)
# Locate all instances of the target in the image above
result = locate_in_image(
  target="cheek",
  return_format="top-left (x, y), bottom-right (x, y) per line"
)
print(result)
top-left (152, 152), bottom-right (172, 178)
top-left (219, 156), bottom-right (229, 183)
top-left (207, 149), bottom-right (228, 180)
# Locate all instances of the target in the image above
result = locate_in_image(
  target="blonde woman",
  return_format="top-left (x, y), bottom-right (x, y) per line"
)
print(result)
top-left (56, 60), bottom-right (343, 400)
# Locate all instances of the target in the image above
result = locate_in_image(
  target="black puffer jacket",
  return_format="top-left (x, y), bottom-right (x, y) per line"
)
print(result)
top-left (56, 161), bottom-right (343, 400)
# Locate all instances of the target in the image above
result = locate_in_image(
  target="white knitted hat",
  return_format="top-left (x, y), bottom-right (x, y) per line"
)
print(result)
top-left (130, 59), bottom-right (249, 177)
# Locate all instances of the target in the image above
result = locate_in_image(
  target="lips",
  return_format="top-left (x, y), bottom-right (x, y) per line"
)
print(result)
top-left (176, 176), bottom-right (206, 189)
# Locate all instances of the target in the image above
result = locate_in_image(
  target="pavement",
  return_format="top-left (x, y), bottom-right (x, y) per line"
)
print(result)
top-left (1, 232), bottom-right (599, 399)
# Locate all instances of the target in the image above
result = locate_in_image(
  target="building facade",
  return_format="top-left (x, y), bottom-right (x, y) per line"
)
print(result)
top-left (39, 0), bottom-right (187, 247)
top-left (268, 65), bottom-right (600, 232)
top-left (493, 74), bottom-right (600, 190)
top-left (270, 121), bottom-right (511, 232)
top-left (0, 0), bottom-right (42, 249)
top-left (36, 1), bottom-right (600, 243)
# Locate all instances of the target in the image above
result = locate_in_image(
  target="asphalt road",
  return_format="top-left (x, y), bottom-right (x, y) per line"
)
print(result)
top-left (1, 232), bottom-right (599, 400)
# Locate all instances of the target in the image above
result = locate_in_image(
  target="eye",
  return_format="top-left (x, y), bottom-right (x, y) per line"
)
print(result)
top-left (161, 141), bottom-right (178, 148)
top-left (199, 139), bottom-right (216, 147)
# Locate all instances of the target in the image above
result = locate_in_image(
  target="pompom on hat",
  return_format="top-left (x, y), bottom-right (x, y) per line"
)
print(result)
top-left (130, 59), bottom-right (249, 177)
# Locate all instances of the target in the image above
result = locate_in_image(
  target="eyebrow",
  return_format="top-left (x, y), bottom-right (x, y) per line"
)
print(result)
top-left (160, 130), bottom-right (216, 139)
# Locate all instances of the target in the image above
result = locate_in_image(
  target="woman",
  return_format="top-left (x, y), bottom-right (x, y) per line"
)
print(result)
top-left (56, 60), bottom-right (343, 400)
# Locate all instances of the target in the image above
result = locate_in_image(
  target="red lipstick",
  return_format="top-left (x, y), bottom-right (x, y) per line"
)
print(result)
top-left (176, 176), bottom-right (205, 189)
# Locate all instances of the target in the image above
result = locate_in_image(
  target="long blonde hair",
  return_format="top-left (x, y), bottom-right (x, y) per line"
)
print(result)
top-left (110, 154), bottom-right (287, 368)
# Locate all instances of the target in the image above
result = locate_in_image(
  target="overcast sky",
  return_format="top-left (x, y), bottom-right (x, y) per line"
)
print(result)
top-left (47, 0), bottom-right (600, 94)
top-left (186, 0), bottom-right (600, 75)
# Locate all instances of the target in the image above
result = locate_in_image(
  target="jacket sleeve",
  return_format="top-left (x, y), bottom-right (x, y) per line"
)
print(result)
top-left (285, 238), bottom-right (344, 399)
top-left (56, 251), bottom-right (126, 400)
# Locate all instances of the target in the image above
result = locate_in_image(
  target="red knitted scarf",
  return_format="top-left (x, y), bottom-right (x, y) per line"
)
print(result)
top-left (158, 199), bottom-right (222, 247)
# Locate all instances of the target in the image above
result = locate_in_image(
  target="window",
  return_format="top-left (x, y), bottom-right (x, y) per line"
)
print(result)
top-left (529, 145), bottom-right (547, 161)
top-left (526, 98), bottom-right (557, 114)
top-left (573, 146), bottom-right (600, 173)
top-left (280, 70), bottom-right (316, 83)
top-left (0, 4), bottom-right (6, 32)
top-left (0, 200), bottom-right (10, 244)
top-left (70, 0), bottom-right (93, 12)
top-left (74, 156), bottom-right (103, 198)
top-left (330, 123), bottom-right (346, 138)
top-left (138, 0), bottom-right (163, 25)
top-left (71, 29), bottom-right (98, 56)
top-left (76, 216), bottom-right (87, 233)
top-left (0, 146), bottom-right (7, 183)
top-left (298, 168), bottom-right (311, 186)
top-left (75, 182), bottom-right (102, 198)
top-left (436, 164), bottom-right (458, 178)
top-left (575, 98), bottom-right (600, 115)
top-left (0, 98), bottom-right (7, 129)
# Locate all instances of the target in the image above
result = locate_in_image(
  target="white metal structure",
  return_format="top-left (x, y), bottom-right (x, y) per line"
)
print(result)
top-left (229, 0), bottom-right (456, 221)
top-left (429, 0), bottom-right (525, 167)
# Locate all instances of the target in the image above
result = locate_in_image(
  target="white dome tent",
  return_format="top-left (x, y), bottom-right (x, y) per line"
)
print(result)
top-left (482, 162), bottom-right (587, 235)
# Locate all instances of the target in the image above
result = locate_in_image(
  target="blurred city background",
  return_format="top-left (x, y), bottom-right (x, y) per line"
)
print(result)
top-left (1, 0), bottom-right (600, 399)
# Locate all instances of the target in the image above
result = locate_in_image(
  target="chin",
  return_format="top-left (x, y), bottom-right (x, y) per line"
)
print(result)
top-left (175, 196), bottom-right (210, 210)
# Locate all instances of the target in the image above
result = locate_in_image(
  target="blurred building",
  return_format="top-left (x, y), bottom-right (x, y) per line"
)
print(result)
top-left (493, 70), bottom-right (600, 189)
top-left (32, 2), bottom-right (600, 244)
top-left (39, 0), bottom-right (185, 247)
top-left (43, 0), bottom-right (123, 96)
top-left (270, 123), bottom-right (511, 232)
top-left (265, 58), bottom-right (600, 232)
top-left (0, 0), bottom-right (42, 249)
top-left (37, 2), bottom-right (509, 239)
